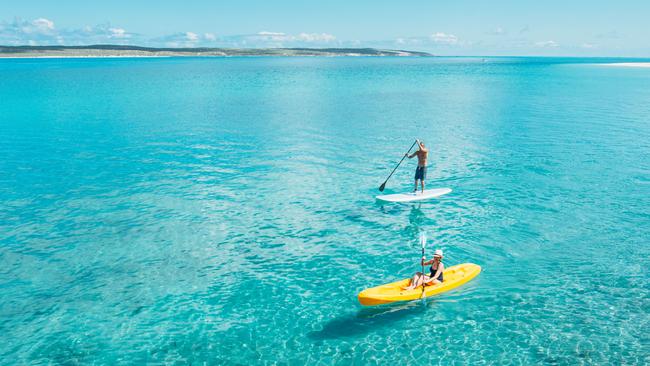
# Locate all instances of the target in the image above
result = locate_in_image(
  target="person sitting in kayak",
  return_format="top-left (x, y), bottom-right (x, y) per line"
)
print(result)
top-left (406, 139), bottom-right (428, 193)
top-left (403, 249), bottom-right (444, 290)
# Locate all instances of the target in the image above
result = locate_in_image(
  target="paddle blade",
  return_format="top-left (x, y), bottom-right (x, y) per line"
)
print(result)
top-left (419, 231), bottom-right (427, 249)
top-left (378, 182), bottom-right (386, 192)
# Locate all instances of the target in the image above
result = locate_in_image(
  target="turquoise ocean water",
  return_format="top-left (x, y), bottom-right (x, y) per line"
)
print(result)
top-left (1, 57), bottom-right (649, 364)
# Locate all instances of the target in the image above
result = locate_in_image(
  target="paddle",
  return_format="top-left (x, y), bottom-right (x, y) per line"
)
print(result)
top-left (378, 140), bottom-right (418, 192)
top-left (420, 231), bottom-right (427, 299)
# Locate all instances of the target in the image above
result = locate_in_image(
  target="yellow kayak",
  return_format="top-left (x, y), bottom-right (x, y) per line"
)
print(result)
top-left (358, 263), bottom-right (481, 306)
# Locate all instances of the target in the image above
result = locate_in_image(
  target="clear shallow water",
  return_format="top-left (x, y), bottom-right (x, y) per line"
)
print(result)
top-left (1, 57), bottom-right (649, 365)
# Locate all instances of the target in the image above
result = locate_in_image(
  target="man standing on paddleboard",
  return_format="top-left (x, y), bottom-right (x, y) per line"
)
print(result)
top-left (406, 139), bottom-right (428, 193)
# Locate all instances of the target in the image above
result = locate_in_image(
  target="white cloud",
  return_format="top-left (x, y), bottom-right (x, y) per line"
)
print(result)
top-left (535, 40), bottom-right (559, 48)
top-left (3, 17), bottom-right (56, 38)
top-left (430, 32), bottom-right (458, 45)
top-left (392, 32), bottom-right (465, 48)
top-left (0, 18), bottom-right (140, 45)
top-left (152, 31), bottom-right (204, 47)
top-left (581, 43), bottom-right (596, 49)
top-left (296, 32), bottom-right (336, 42)
top-left (488, 27), bottom-right (506, 35)
top-left (0, 17), bottom-right (341, 49)
top-left (30, 18), bottom-right (55, 34)
top-left (253, 31), bottom-right (336, 42)
top-left (152, 31), bottom-right (244, 47)
top-left (109, 28), bottom-right (129, 39)
top-left (253, 31), bottom-right (288, 42)
top-left (63, 23), bottom-right (138, 44)
top-left (394, 37), bottom-right (422, 46)
top-left (216, 31), bottom-right (337, 47)
top-left (258, 31), bottom-right (285, 36)
top-left (0, 18), bottom-right (58, 44)
top-left (248, 31), bottom-right (335, 44)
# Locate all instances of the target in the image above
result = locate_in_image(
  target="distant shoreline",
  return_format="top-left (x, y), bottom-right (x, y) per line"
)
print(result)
top-left (0, 45), bottom-right (433, 58)
top-left (0, 55), bottom-right (172, 59)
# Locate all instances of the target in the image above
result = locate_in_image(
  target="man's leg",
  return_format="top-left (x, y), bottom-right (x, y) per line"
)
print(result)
top-left (413, 167), bottom-right (420, 192)
top-left (414, 167), bottom-right (422, 192)
top-left (420, 167), bottom-right (426, 193)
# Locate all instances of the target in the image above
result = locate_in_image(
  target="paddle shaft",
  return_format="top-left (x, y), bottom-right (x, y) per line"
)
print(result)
top-left (379, 140), bottom-right (418, 191)
top-left (421, 244), bottom-right (426, 298)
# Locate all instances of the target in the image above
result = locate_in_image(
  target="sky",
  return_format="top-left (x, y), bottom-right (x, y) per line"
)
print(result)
top-left (1, 0), bottom-right (649, 56)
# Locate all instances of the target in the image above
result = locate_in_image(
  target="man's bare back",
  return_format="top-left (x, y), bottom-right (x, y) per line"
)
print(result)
top-left (414, 148), bottom-right (428, 167)
top-left (408, 141), bottom-right (428, 167)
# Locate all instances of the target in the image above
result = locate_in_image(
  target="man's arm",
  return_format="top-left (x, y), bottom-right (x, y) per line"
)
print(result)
top-left (417, 140), bottom-right (427, 152)
top-left (406, 139), bottom-right (421, 158)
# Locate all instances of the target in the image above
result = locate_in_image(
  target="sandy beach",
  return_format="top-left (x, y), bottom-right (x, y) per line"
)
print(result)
top-left (601, 62), bottom-right (650, 68)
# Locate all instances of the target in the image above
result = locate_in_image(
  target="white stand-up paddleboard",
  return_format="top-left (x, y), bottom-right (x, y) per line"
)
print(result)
top-left (376, 188), bottom-right (452, 203)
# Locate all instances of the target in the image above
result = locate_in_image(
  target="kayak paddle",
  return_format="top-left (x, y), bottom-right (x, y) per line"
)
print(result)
top-left (378, 140), bottom-right (418, 192)
top-left (420, 231), bottom-right (427, 299)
